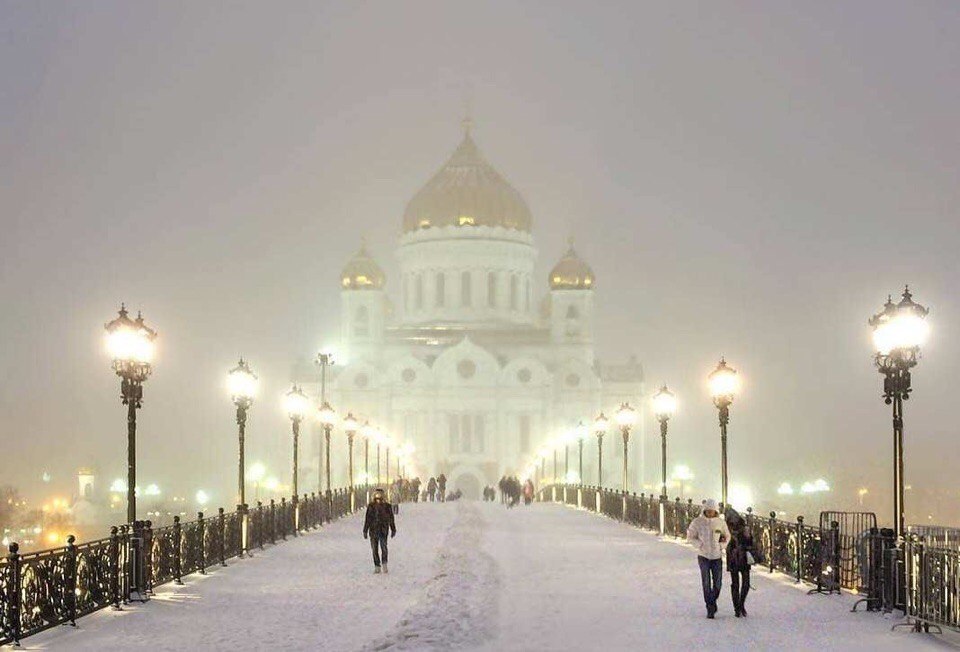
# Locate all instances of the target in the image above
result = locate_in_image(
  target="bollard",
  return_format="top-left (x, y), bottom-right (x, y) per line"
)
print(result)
top-left (768, 512), bottom-right (777, 574)
top-left (796, 516), bottom-right (805, 583)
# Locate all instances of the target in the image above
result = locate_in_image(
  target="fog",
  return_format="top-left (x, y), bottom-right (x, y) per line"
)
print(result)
top-left (1, 2), bottom-right (958, 528)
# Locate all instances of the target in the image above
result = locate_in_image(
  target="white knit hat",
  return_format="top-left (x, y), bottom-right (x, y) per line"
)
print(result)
top-left (703, 498), bottom-right (719, 513)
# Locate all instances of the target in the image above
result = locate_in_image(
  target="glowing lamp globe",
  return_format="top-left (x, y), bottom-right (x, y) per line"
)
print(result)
top-left (870, 287), bottom-right (930, 357)
top-left (615, 402), bottom-right (638, 428)
top-left (708, 358), bottom-right (739, 402)
top-left (594, 412), bottom-right (610, 434)
top-left (652, 385), bottom-right (677, 420)
top-left (284, 385), bottom-right (310, 421)
top-left (317, 402), bottom-right (337, 427)
top-left (342, 412), bottom-right (359, 433)
top-left (574, 421), bottom-right (588, 441)
top-left (227, 359), bottom-right (258, 403)
top-left (105, 305), bottom-right (157, 378)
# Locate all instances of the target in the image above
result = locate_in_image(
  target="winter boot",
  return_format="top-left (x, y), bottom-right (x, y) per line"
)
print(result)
top-left (382, 564), bottom-right (389, 574)
top-left (374, 566), bottom-right (382, 574)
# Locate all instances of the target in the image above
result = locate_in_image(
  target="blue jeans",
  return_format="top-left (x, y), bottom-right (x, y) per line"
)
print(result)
top-left (370, 533), bottom-right (389, 567)
top-left (698, 556), bottom-right (723, 612)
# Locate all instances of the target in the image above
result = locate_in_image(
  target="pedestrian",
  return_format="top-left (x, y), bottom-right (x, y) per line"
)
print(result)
top-left (363, 488), bottom-right (396, 574)
top-left (725, 508), bottom-right (757, 617)
top-left (437, 473), bottom-right (447, 502)
top-left (686, 498), bottom-right (730, 618)
top-left (427, 476), bottom-right (437, 502)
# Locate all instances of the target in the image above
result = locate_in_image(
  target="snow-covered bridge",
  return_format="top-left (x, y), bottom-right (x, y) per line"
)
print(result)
top-left (25, 502), bottom-right (948, 651)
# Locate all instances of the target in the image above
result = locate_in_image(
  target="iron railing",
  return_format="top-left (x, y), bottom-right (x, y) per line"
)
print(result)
top-left (0, 486), bottom-right (379, 647)
top-left (539, 483), bottom-right (959, 634)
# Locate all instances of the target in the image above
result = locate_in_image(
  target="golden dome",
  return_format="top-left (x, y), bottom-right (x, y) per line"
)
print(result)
top-left (549, 244), bottom-right (594, 290)
top-left (341, 243), bottom-right (385, 290)
top-left (402, 127), bottom-right (532, 233)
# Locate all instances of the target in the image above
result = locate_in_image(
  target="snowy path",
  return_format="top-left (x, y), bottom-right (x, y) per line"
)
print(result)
top-left (22, 502), bottom-right (955, 651)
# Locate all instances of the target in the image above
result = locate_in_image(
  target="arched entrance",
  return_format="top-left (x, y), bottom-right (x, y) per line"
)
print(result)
top-left (451, 472), bottom-right (482, 500)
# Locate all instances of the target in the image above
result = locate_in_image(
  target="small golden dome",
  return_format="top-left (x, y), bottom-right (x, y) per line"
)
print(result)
top-left (402, 127), bottom-right (532, 233)
top-left (549, 244), bottom-right (594, 290)
top-left (341, 243), bottom-right (385, 290)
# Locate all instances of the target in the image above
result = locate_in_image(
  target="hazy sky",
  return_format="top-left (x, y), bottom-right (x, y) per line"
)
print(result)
top-left (1, 2), bottom-right (958, 518)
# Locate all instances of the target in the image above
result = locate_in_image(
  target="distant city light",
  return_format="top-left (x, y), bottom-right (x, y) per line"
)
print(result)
top-left (195, 490), bottom-right (210, 506)
top-left (249, 462), bottom-right (267, 483)
top-left (264, 477), bottom-right (280, 492)
top-left (800, 478), bottom-right (831, 494)
top-left (41, 472), bottom-right (51, 483)
top-left (777, 482), bottom-right (795, 496)
top-left (672, 465), bottom-right (694, 481)
top-left (565, 470), bottom-right (580, 484)
top-left (109, 479), bottom-right (126, 493)
top-left (144, 484), bottom-right (161, 496)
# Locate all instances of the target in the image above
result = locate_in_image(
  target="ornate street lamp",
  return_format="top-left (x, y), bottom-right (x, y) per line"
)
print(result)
top-left (708, 358), bottom-right (739, 507)
top-left (104, 305), bottom-right (157, 524)
top-left (317, 402), bottom-right (337, 498)
top-left (361, 421), bottom-right (377, 486)
top-left (575, 421), bottom-right (588, 483)
top-left (652, 386), bottom-right (677, 500)
top-left (342, 412), bottom-right (358, 507)
top-left (315, 352), bottom-right (335, 492)
top-left (869, 286), bottom-right (929, 540)
top-left (615, 403), bottom-right (638, 493)
top-left (228, 358), bottom-right (257, 556)
top-left (284, 384), bottom-right (309, 530)
top-left (594, 412), bottom-right (609, 486)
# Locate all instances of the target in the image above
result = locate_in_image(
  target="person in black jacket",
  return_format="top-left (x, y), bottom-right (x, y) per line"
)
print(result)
top-left (363, 488), bottom-right (396, 574)
top-left (724, 508), bottom-right (756, 617)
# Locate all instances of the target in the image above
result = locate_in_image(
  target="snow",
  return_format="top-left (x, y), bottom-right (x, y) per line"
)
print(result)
top-left (22, 502), bottom-right (954, 651)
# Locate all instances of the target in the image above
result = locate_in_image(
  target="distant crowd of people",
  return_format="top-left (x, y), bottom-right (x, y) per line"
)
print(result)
top-left (497, 475), bottom-right (535, 507)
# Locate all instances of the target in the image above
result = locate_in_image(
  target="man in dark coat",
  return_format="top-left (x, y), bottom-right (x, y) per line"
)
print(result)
top-left (427, 477), bottom-right (437, 502)
top-left (363, 488), bottom-right (396, 574)
top-left (724, 508), bottom-right (757, 617)
top-left (437, 473), bottom-right (447, 502)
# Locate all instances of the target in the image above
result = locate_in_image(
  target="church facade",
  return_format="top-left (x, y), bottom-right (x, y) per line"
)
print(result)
top-left (310, 126), bottom-right (644, 499)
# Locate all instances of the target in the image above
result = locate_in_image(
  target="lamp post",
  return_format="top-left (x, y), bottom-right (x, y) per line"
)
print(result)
top-left (575, 421), bottom-right (587, 483)
top-left (869, 286), bottom-right (929, 540)
top-left (362, 421), bottom-right (377, 487)
top-left (315, 352), bottom-right (334, 497)
top-left (615, 403), bottom-right (638, 494)
top-left (553, 445), bottom-right (559, 485)
top-left (594, 412), bottom-right (609, 487)
top-left (652, 386), bottom-right (677, 500)
top-left (343, 413), bottom-right (358, 509)
top-left (104, 305), bottom-right (157, 525)
top-left (285, 385), bottom-right (309, 530)
top-left (228, 358), bottom-right (257, 556)
top-left (317, 402), bottom-right (336, 499)
top-left (708, 358), bottom-right (739, 507)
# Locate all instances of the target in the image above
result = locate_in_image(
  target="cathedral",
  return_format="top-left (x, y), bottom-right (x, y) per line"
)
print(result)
top-left (307, 125), bottom-right (644, 499)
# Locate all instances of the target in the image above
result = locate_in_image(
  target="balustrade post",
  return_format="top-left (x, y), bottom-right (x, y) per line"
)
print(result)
top-left (173, 516), bottom-right (183, 585)
top-left (6, 542), bottom-right (22, 646)
top-left (830, 520), bottom-right (841, 592)
top-left (109, 526), bottom-right (122, 610)
top-left (143, 520), bottom-right (154, 595)
top-left (675, 498), bottom-right (682, 538)
top-left (795, 516), bottom-right (805, 583)
top-left (65, 534), bottom-right (78, 626)
top-left (768, 512), bottom-right (777, 573)
top-left (256, 501), bottom-right (265, 549)
top-left (218, 508), bottom-right (227, 566)
top-left (197, 512), bottom-right (206, 575)
top-left (269, 500), bottom-right (276, 544)
top-left (280, 498), bottom-right (288, 540)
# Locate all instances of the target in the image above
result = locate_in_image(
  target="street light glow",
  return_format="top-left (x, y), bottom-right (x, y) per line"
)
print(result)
top-left (673, 465), bottom-right (694, 481)
top-left (227, 358), bottom-right (258, 400)
top-left (652, 385), bottom-right (677, 420)
top-left (283, 384), bottom-right (310, 420)
top-left (615, 402), bottom-right (638, 428)
top-left (708, 358), bottom-right (739, 400)
top-left (195, 490), bottom-right (210, 506)
top-left (317, 401), bottom-right (337, 426)
top-left (870, 289), bottom-right (930, 355)
top-left (105, 306), bottom-right (157, 365)
top-left (777, 482), bottom-right (795, 495)
top-left (249, 462), bottom-right (266, 482)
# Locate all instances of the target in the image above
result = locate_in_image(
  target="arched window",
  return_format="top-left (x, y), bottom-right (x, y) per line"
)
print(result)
top-left (509, 274), bottom-right (519, 311)
top-left (524, 277), bottom-right (531, 313)
top-left (415, 274), bottom-right (423, 310)
top-left (487, 272), bottom-right (497, 308)
top-left (436, 272), bottom-right (446, 307)
top-left (461, 271), bottom-right (472, 307)
top-left (354, 305), bottom-right (369, 336)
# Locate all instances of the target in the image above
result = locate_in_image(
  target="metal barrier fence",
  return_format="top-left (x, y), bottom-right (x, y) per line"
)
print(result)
top-left (0, 486), bottom-right (379, 646)
top-left (539, 483), bottom-right (959, 634)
